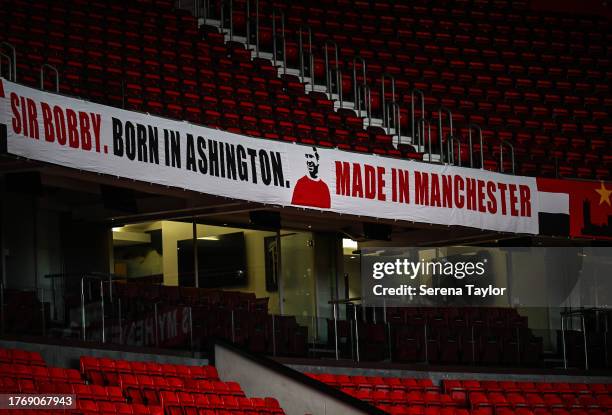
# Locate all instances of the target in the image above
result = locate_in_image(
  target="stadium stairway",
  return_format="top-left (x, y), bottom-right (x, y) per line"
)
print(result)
top-left (177, 0), bottom-right (611, 179)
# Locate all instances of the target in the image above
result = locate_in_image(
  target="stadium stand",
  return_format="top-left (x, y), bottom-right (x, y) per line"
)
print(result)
top-left (0, 0), bottom-right (611, 412)
top-left (0, 347), bottom-right (287, 414)
top-left (306, 373), bottom-right (612, 415)
top-left (111, 282), bottom-right (309, 357)
top-left (1, 0), bottom-right (609, 179)
top-left (212, 0), bottom-right (611, 178)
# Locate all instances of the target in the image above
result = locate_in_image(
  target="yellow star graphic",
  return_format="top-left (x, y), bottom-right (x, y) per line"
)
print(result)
top-left (595, 182), bottom-right (612, 207)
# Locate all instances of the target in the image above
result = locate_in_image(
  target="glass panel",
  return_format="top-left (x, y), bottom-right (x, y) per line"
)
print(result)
top-left (112, 222), bottom-right (164, 282)
top-left (279, 231), bottom-right (316, 335)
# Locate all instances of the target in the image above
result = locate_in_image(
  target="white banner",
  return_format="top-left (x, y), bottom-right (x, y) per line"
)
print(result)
top-left (0, 79), bottom-right (540, 234)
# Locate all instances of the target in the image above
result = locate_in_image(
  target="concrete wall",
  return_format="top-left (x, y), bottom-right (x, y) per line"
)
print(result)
top-left (214, 343), bottom-right (375, 415)
top-left (0, 339), bottom-right (207, 369)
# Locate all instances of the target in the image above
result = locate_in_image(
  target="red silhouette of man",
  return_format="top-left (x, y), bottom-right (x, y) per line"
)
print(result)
top-left (291, 147), bottom-right (331, 209)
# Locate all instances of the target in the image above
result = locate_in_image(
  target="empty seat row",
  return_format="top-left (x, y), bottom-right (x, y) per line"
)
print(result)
top-left (0, 348), bottom-right (45, 366)
top-left (469, 391), bottom-right (612, 411)
top-left (307, 373), bottom-right (438, 392)
top-left (80, 356), bottom-right (219, 381)
top-left (160, 392), bottom-right (284, 415)
top-left (444, 380), bottom-right (612, 395)
top-left (0, 363), bottom-right (82, 383)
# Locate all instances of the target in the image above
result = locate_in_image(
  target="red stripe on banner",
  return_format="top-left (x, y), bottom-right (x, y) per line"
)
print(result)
top-left (0, 79), bottom-right (4, 98)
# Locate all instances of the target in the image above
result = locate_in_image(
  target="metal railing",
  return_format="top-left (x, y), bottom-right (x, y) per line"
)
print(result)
top-left (437, 107), bottom-right (454, 164)
top-left (356, 84), bottom-right (372, 126)
top-left (419, 118), bottom-right (433, 162)
top-left (0, 42), bottom-right (16, 82)
top-left (323, 41), bottom-right (342, 106)
top-left (381, 73), bottom-right (396, 130)
top-left (351, 55), bottom-right (367, 108)
top-left (410, 89), bottom-right (426, 147)
top-left (468, 123), bottom-right (485, 169)
top-left (219, 0), bottom-right (234, 41)
top-left (271, 9), bottom-right (286, 74)
top-left (298, 25), bottom-right (313, 83)
top-left (0, 52), bottom-right (13, 81)
top-left (449, 136), bottom-right (462, 166)
top-left (387, 101), bottom-right (401, 142)
top-left (40, 64), bottom-right (59, 93)
top-left (245, 0), bottom-right (259, 57)
top-left (500, 139), bottom-right (516, 174)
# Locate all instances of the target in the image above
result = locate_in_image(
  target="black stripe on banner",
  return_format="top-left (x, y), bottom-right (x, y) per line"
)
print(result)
top-left (539, 212), bottom-right (570, 236)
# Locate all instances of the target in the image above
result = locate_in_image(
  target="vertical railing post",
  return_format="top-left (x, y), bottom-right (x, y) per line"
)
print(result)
top-left (0, 52), bottom-right (13, 82)
top-left (188, 306), bottom-right (194, 355)
top-left (437, 107), bottom-right (453, 164)
top-left (471, 325), bottom-right (476, 363)
top-left (410, 89), bottom-right (425, 147)
top-left (271, 314), bottom-right (277, 356)
top-left (468, 123), bottom-right (484, 169)
top-left (229, 0), bottom-right (233, 41)
top-left (353, 304), bottom-right (360, 362)
top-left (0, 281), bottom-right (4, 335)
top-left (100, 280), bottom-right (105, 343)
top-left (231, 309), bottom-right (236, 343)
top-left (254, 0), bottom-right (259, 57)
top-left (420, 118), bottom-right (433, 162)
top-left (561, 314), bottom-right (568, 369)
top-left (424, 323), bottom-right (428, 363)
top-left (324, 41), bottom-right (342, 105)
top-left (391, 102), bottom-right (401, 142)
top-left (0, 42), bottom-right (17, 81)
top-left (333, 302), bottom-right (339, 360)
top-left (381, 73), bottom-right (396, 130)
top-left (40, 64), bottom-right (59, 93)
top-left (450, 136), bottom-right (462, 166)
top-left (516, 327), bottom-right (521, 364)
top-left (219, 0), bottom-right (234, 41)
top-left (118, 297), bottom-right (123, 345)
top-left (154, 302), bottom-right (159, 348)
top-left (40, 288), bottom-right (46, 337)
top-left (271, 9), bottom-right (286, 75)
top-left (81, 276), bottom-right (86, 341)
top-left (352, 56), bottom-right (366, 110)
top-left (246, 0), bottom-right (259, 57)
top-left (298, 26), bottom-right (312, 82)
top-left (500, 140), bottom-right (515, 174)
top-left (581, 314), bottom-right (589, 370)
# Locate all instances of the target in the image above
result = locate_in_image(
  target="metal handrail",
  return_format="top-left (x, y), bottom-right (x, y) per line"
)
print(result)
top-left (245, 0), bottom-right (259, 57)
top-left (356, 84), bottom-right (371, 125)
top-left (219, 0), bottom-right (233, 41)
top-left (40, 64), bottom-right (59, 92)
top-left (178, 0), bottom-right (202, 21)
top-left (437, 107), bottom-right (453, 164)
top-left (388, 101), bottom-right (401, 141)
top-left (0, 52), bottom-right (13, 81)
top-left (410, 89), bottom-right (425, 147)
top-left (449, 136), bottom-right (462, 166)
top-left (0, 42), bottom-right (16, 82)
top-left (324, 40), bottom-right (339, 95)
top-left (500, 139), bottom-right (515, 174)
top-left (468, 123), bottom-right (484, 169)
top-left (381, 73), bottom-right (396, 130)
top-left (272, 9), bottom-right (286, 75)
top-left (419, 118), bottom-right (433, 162)
top-left (202, 0), bottom-right (210, 20)
top-left (298, 25), bottom-right (312, 82)
top-left (335, 67), bottom-right (344, 109)
top-left (352, 55), bottom-right (367, 106)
